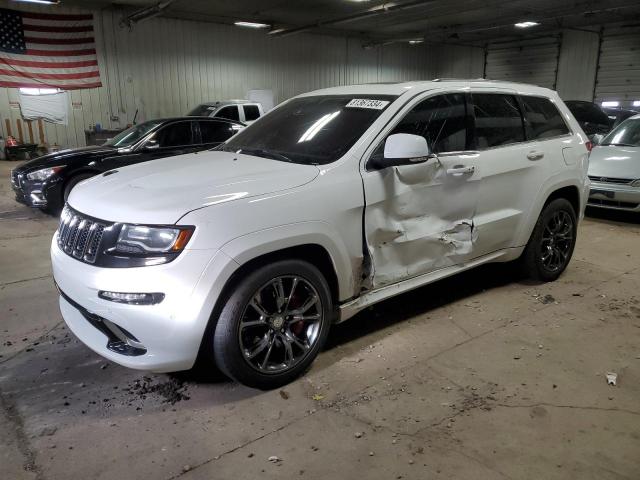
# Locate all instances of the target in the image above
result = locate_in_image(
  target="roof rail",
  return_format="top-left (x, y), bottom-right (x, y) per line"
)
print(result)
top-left (432, 78), bottom-right (487, 82)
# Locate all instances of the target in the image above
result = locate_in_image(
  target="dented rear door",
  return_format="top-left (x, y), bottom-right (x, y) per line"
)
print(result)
top-left (361, 92), bottom-right (482, 289)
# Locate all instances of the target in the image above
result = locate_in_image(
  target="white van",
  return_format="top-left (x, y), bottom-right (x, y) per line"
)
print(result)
top-left (53, 80), bottom-right (591, 389)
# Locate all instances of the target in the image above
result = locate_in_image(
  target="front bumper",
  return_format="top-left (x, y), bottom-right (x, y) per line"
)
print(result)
top-left (11, 171), bottom-right (62, 208)
top-left (51, 234), bottom-right (240, 372)
top-left (588, 181), bottom-right (640, 212)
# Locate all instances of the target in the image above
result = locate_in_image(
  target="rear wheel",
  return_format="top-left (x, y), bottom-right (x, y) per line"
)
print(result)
top-left (213, 260), bottom-right (333, 389)
top-left (519, 198), bottom-right (577, 281)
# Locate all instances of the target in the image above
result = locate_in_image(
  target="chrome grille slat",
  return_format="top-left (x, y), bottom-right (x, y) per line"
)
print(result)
top-left (57, 206), bottom-right (108, 264)
top-left (85, 225), bottom-right (105, 263)
top-left (588, 176), bottom-right (633, 185)
top-left (65, 215), bottom-right (80, 253)
top-left (73, 219), bottom-right (92, 258)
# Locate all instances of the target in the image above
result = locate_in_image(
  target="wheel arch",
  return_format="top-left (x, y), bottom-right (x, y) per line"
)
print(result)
top-left (515, 179), bottom-right (585, 247)
top-left (62, 169), bottom-right (101, 199)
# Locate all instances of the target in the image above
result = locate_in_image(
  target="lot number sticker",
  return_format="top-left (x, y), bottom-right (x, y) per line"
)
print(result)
top-left (346, 99), bottom-right (390, 110)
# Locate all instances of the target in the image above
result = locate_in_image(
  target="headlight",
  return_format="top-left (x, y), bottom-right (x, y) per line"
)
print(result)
top-left (115, 225), bottom-right (194, 255)
top-left (631, 179), bottom-right (640, 187)
top-left (26, 166), bottom-right (65, 181)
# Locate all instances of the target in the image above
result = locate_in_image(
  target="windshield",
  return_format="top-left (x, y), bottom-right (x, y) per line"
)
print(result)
top-left (104, 121), bottom-right (162, 148)
top-left (221, 95), bottom-right (397, 165)
top-left (600, 118), bottom-right (640, 147)
top-left (188, 104), bottom-right (215, 116)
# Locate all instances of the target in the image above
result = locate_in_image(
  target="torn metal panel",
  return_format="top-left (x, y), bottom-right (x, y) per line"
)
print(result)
top-left (363, 158), bottom-right (481, 289)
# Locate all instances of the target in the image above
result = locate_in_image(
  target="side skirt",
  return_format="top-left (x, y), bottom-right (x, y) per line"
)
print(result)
top-left (337, 248), bottom-right (520, 323)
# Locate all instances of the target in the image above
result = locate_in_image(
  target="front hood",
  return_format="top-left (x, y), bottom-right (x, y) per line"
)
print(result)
top-left (588, 146), bottom-right (640, 180)
top-left (68, 150), bottom-right (320, 224)
top-left (16, 146), bottom-right (115, 172)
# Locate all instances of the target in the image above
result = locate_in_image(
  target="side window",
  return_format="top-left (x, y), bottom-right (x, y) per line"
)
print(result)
top-left (520, 96), bottom-right (570, 139)
top-left (243, 105), bottom-right (261, 121)
top-left (388, 93), bottom-right (470, 153)
top-left (154, 121), bottom-right (193, 147)
top-left (216, 106), bottom-right (240, 122)
top-left (199, 121), bottom-right (236, 143)
top-left (472, 94), bottom-right (525, 149)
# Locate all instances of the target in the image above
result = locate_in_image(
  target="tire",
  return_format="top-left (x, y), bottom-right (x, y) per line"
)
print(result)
top-left (519, 198), bottom-right (577, 282)
top-left (213, 260), bottom-right (333, 389)
top-left (63, 173), bottom-right (95, 204)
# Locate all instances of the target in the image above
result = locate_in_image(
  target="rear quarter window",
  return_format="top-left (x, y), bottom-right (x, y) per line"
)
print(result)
top-left (521, 96), bottom-right (570, 139)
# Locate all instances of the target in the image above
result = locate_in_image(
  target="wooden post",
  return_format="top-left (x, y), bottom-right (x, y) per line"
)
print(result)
top-left (16, 119), bottom-right (23, 142)
top-left (4, 118), bottom-right (12, 137)
top-left (37, 119), bottom-right (45, 144)
top-left (27, 121), bottom-right (34, 143)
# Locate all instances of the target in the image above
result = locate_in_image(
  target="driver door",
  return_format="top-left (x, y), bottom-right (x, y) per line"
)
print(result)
top-left (361, 92), bottom-right (482, 289)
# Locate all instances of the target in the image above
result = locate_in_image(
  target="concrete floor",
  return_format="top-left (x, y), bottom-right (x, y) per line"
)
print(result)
top-left (1, 159), bottom-right (639, 480)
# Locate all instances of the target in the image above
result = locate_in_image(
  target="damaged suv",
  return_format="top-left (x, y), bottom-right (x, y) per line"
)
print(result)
top-left (52, 80), bottom-right (590, 389)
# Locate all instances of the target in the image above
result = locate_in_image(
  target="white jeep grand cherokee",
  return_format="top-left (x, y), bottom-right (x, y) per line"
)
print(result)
top-left (52, 80), bottom-right (590, 389)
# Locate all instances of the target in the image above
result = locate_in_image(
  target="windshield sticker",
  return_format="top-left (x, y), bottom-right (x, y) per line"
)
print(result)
top-left (346, 99), bottom-right (390, 110)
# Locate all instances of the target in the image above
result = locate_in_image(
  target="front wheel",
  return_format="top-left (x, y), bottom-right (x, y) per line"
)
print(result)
top-left (213, 260), bottom-right (333, 389)
top-left (519, 198), bottom-right (577, 282)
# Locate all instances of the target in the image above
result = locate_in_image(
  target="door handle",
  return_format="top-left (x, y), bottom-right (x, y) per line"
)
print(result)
top-left (527, 151), bottom-right (544, 161)
top-left (446, 165), bottom-right (475, 176)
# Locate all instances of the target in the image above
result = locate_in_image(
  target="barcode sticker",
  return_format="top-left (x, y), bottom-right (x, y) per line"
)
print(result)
top-left (345, 99), bottom-right (390, 110)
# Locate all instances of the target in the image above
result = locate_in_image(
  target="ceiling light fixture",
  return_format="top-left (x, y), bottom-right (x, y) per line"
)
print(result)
top-left (409, 39), bottom-right (424, 45)
top-left (515, 21), bottom-right (540, 28)
top-left (13, 0), bottom-right (60, 4)
top-left (633, 100), bottom-right (640, 107)
top-left (601, 101), bottom-right (620, 107)
top-left (234, 21), bottom-right (271, 29)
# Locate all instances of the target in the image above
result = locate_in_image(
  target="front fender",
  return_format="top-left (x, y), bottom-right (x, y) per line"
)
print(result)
top-left (220, 221), bottom-right (358, 301)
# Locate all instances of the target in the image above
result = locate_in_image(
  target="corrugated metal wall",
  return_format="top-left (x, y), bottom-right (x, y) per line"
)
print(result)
top-left (485, 36), bottom-right (561, 89)
top-left (1, 4), bottom-right (486, 149)
top-left (555, 30), bottom-right (600, 102)
top-left (595, 25), bottom-right (640, 106)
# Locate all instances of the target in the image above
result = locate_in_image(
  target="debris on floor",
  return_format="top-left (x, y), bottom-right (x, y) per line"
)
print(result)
top-left (128, 377), bottom-right (190, 404)
top-left (606, 372), bottom-right (617, 386)
top-left (539, 294), bottom-right (557, 305)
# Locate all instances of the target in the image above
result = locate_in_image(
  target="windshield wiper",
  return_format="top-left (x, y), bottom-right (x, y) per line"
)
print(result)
top-left (600, 143), bottom-right (637, 147)
top-left (237, 147), bottom-right (294, 163)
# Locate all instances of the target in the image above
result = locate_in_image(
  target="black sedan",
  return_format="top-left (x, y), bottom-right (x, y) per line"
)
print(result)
top-left (10, 116), bottom-right (243, 214)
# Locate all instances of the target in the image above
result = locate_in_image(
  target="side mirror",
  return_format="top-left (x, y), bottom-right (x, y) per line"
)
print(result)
top-left (591, 133), bottom-right (605, 145)
top-left (144, 139), bottom-right (160, 150)
top-left (372, 134), bottom-right (431, 169)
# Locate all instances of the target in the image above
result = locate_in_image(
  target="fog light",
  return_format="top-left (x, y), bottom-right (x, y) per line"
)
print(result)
top-left (98, 291), bottom-right (164, 305)
top-left (29, 191), bottom-right (46, 205)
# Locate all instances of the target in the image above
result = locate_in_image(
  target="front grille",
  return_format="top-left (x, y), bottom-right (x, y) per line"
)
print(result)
top-left (57, 206), bottom-right (108, 264)
top-left (588, 198), bottom-right (640, 209)
top-left (588, 176), bottom-right (633, 185)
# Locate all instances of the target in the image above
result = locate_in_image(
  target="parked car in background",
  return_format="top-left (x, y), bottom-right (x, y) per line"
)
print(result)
top-left (188, 100), bottom-right (264, 124)
top-left (588, 114), bottom-right (640, 212)
top-left (11, 117), bottom-right (243, 214)
top-left (602, 106), bottom-right (639, 130)
top-left (565, 100), bottom-right (612, 139)
top-left (52, 80), bottom-right (589, 389)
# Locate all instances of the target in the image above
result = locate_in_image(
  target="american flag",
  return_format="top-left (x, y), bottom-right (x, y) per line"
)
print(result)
top-left (0, 8), bottom-right (102, 90)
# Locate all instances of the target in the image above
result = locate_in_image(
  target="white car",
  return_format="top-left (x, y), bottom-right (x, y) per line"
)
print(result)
top-left (588, 114), bottom-right (640, 211)
top-left (52, 80), bottom-right (590, 389)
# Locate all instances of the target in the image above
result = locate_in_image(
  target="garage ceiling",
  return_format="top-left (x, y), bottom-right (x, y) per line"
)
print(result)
top-left (61, 0), bottom-right (640, 44)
